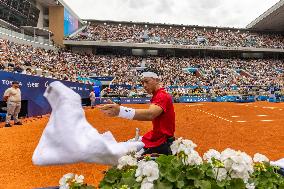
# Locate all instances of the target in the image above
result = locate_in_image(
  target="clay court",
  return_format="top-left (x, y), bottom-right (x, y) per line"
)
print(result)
top-left (0, 102), bottom-right (283, 189)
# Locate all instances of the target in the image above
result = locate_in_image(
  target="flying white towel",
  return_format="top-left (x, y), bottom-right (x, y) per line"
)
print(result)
top-left (32, 81), bottom-right (144, 166)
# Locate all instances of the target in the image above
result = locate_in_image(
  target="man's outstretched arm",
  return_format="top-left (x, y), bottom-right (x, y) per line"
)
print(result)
top-left (97, 100), bottom-right (163, 121)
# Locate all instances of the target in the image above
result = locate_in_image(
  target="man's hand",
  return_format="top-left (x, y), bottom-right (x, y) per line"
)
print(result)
top-left (97, 99), bottom-right (120, 117)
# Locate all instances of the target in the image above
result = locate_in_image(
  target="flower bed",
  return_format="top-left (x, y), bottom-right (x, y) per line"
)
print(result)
top-left (60, 138), bottom-right (284, 189)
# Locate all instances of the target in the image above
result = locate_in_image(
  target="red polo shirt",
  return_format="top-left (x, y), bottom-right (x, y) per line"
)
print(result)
top-left (142, 88), bottom-right (175, 148)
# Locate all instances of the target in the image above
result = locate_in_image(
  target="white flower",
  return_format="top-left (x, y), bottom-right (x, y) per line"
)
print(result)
top-left (203, 149), bottom-right (221, 163)
top-left (117, 155), bottom-right (137, 169)
top-left (59, 173), bottom-right (84, 189)
top-left (135, 160), bottom-right (159, 187)
top-left (141, 181), bottom-right (154, 189)
top-left (253, 153), bottom-right (269, 163)
top-left (220, 149), bottom-right (253, 181)
top-left (170, 137), bottom-right (183, 155)
top-left (220, 148), bottom-right (237, 161)
top-left (74, 174), bottom-right (84, 184)
top-left (136, 176), bottom-right (143, 182)
top-left (246, 182), bottom-right (255, 189)
top-left (213, 168), bottom-right (227, 181)
top-left (170, 137), bottom-right (197, 155)
top-left (182, 139), bottom-right (197, 153)
top-left (182, 150), bottom-right (203, 166)
top-left (59, 173), bottom-right (74, 189)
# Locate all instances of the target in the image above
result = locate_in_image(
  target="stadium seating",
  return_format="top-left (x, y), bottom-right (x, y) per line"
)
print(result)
top-left (1, 37), bottom-right (284, 98)
top-left (66, 22), bottom-right (284, 49)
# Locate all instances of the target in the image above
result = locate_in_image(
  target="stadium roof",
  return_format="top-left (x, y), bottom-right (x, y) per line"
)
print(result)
top-left (247, 0), bottom-right (284, 32)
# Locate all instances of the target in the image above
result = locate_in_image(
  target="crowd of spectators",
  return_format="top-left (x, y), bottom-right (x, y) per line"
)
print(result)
top-left (1, 38), bottom-right (284, 98)
top-left (67, 22), bottom-right (284, 49)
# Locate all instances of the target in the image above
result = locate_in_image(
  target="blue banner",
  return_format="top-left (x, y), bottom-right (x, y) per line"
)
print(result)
top-left (99, 98), bottom-right (151, 104)
top-left (213, 95), bottom-right (255, 103)
top-left (110, 85), bottom-right (132, 89)
top-left (179, 96), bottom-right (211, 103)
top-left (167, 86), bottom-right (209, 89)
top-left (0, 71), bottom-right (93, 117)
top-left (90, 76), bottom-right (114, 81)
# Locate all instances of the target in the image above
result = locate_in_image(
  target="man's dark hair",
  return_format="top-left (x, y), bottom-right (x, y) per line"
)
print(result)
top-left (12, 81), bottom-right (19, 84)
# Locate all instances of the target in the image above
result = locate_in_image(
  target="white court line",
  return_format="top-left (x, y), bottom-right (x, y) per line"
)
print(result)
top-left (186, 104), bottom-right (204, 107)
top-left (195, 109), bottom-right (233, 123)
top-left (263, 107), bottom-right (277, 109)
top-left (260, 120), bottom-right (273, 122)
top-left (257, 115), bottom-right (268, 117)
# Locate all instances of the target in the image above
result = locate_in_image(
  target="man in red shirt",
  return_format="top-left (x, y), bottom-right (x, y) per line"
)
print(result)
top-left (98, 70), bottom-right (175, 155)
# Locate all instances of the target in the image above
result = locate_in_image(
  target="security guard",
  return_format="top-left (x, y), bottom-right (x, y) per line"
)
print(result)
top-left (3, 81), bottom-right (22, 127)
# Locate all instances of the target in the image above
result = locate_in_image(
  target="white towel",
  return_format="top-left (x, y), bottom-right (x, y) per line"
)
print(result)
top-left (271, 158), bottom-right (284, 169)
top-left (32, 81), bottom-right (144, 166)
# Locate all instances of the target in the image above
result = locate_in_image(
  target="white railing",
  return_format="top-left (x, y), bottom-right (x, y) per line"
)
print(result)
top-left (0, 26), bottom-right (53, 46)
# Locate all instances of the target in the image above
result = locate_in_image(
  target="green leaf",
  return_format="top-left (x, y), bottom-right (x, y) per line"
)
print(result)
top-left (154, 179), bottom-right (173, 189)
top-left (156, 155), bottom-right (175, 165)
top-left (159, 165), bottom-right (168, 177)
top-left (81, 186), bottom-right (96, 189)
top-left (166, 169), bottom-right (179, 182)
top-left (227, 179), bottom-right (245, 189)
top-left (186, 167), bottom-right (205, 180)
top-left (176, 179), bottom-right (185, 188)
top-left (205, 167), bottom-right (215, 178)
top-left (216, 180), bottom-right (228, 188)
top-left (120, 177), bottom-right (137, 187)
top-left (211, 182), bottom-right (225, 189)
top-left (98, 183), bottom-right (112, 189)
top-left (104, 168), bottom-right (121, 184)
top-left (121, 169), bottom-right (136, 178)
top-left (194, 179), bottom-right (211, 189)
top-left (171, 157), bottom-right (183, 168)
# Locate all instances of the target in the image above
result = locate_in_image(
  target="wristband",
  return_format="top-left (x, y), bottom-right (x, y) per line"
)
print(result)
top-left (118, 106), bottom-right (135, 120)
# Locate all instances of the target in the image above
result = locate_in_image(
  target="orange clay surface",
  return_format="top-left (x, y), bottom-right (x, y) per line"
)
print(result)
top-left (0, 102), bottom-right (284, 189)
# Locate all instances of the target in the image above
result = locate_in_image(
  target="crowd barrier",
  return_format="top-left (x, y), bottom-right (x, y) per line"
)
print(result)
top-left (98, 95), bottom-right (284, 105)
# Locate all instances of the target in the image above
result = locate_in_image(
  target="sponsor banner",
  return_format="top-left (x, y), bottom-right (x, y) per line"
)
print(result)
top-left (0, 71), bottom-right (92, 117)
top-left (99, 98), bottom-right (151, 104)
top-left (179, 96), bottom-right (211, 103)
top-left (90, 76), bottom-right (114, 81)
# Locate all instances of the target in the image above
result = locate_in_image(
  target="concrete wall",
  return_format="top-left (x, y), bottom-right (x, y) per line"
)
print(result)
top-left (71, 46), bottom-right (93, 54)
top-left (36, 2), bottom-right (44, 28)
top-left (49, 6), bottom-right (64, 47)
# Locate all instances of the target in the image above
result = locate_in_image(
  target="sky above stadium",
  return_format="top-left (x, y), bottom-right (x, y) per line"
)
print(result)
top-left (64, 0), bottom-right (280, 28)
